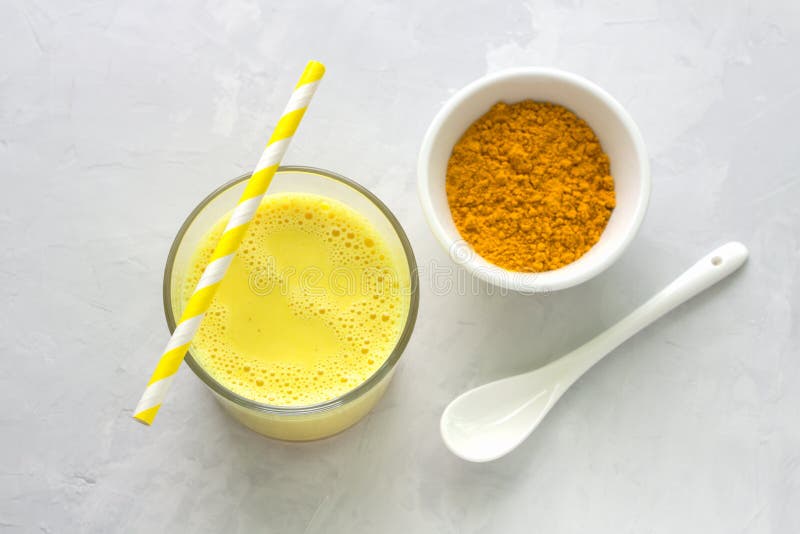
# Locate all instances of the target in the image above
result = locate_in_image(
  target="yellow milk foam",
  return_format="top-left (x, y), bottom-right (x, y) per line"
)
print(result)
top-left (183, 192), bottom-right (409, 406)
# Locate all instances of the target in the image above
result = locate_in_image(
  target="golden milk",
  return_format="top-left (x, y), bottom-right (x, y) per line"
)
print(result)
top-left (183, 192), bottom-right (408, 406)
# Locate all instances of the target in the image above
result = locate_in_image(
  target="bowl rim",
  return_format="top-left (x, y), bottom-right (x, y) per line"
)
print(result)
top-left (163, 165), bottom-right (420, 416)
top-left (417, 66), bottom-right (650, 292)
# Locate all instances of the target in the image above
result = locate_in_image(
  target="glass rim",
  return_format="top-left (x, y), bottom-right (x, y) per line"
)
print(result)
top-left (163, 165), bottom-right (420, 416)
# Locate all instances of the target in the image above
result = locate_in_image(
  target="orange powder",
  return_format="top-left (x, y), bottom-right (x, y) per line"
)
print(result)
top-left (446, 100), bottom-right (615, 272)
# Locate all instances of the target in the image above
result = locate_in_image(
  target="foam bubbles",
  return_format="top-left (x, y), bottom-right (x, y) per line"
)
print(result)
top-left (182, 192), bottom-right (409, 406)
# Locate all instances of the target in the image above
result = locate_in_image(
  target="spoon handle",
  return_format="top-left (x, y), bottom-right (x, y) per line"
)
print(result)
top-left (553, 242), bottom-right (749, 389)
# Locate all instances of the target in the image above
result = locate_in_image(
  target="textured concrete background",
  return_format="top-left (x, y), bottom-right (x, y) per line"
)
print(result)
top-left (1, 1), bottom-right (798, 532)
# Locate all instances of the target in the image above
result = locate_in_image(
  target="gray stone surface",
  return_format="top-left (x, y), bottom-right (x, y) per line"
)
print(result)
top-left (1, 0), bottom-right (798, 532)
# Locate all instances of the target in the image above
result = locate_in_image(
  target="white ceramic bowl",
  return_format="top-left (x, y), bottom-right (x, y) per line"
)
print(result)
top-left (418, 67), bottom-right (650, 292)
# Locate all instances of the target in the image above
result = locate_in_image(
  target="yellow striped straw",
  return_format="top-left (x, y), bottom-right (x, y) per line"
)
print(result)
top-left (133, 60), bottom-right (326, 425)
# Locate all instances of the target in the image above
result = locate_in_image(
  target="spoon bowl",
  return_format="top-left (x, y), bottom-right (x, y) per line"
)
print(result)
top-left (441, 362), bottom-right (567, 462)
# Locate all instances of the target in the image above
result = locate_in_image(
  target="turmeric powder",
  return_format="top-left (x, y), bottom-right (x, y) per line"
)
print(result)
top-left (446, 100), bottom-right (615, 272)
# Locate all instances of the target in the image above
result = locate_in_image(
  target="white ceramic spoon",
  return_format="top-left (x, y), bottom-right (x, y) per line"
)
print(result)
top-left (441, 242), bottom-right (749, 462)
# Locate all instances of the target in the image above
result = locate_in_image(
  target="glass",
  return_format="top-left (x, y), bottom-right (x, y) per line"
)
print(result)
top-left (163, 166), bottom-right (419, 440)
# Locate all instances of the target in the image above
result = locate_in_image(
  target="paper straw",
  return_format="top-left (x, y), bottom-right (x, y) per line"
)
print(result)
top-left (133, 60), bottom-right (326, 425)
